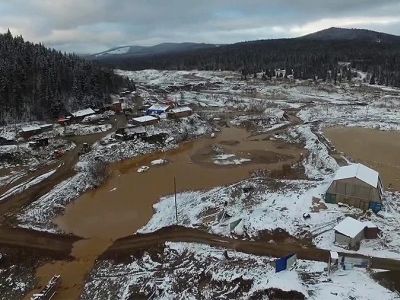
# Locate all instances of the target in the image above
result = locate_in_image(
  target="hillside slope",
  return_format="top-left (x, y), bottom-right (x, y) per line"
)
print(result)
top-left (94, 28), bottom-right (400, 87)
top-left (0, 30), bottom-right (129, 124)
top-left (300, 27), bottom-right (400, 43)
top-left (90, 42), bottom-right (218, 59)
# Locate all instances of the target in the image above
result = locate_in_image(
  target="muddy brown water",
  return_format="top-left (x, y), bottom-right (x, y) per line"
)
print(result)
top-left (30, 127), bottom-right (303, 299)
top-left (325, 127), bottom-right (400, 190)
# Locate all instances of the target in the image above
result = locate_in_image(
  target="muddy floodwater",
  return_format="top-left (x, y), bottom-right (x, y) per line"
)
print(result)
top-left (325, 127), bottom-right (400, 190)
top-left (32, 127), bottom-right (303, 299)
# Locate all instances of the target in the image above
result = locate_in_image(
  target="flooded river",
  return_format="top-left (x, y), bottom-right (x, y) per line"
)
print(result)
top-left (325, 127), bottom-right (400, 190)
top-left (32, 127), bottom-right (303, 299)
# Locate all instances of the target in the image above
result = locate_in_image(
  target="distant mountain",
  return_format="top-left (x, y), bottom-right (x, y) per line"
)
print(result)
top-left (90, 42), bottom-right (218, 59)
top-left (300, 27), bottom-right (400, 43)
top-left (90, 27), bottom-right (400, 88)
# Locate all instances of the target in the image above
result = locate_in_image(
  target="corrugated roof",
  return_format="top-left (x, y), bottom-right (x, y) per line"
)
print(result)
top-left (132, 115), bottom-right (158, 123)
top-left (170, 106), bottom-right (192, 113)
top-left (148, 104), bottom-right (170, 111)
top-left (21, 125), bottom-right (41, 132)
top-left (334, 163), bottom-right (379, 188)
top-left (72, 108), bottom-right (95, 118)
top-left (334, 217), bottom-right (366, 238)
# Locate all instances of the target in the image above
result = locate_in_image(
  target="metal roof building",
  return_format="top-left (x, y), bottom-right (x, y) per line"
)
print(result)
top-left (326, 164), bottom-right (383, 211)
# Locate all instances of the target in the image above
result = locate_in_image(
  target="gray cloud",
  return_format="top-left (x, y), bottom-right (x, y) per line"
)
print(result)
top-left (1, 0), bottom-right (400, 53)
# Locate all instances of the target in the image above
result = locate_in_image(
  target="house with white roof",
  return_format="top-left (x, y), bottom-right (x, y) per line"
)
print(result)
top-left (334, 217), bottom-right (378, 249)
top-left (334, 217), bottom-right (366, 249)
top-left (325, 163), bottom-right (383, 211)
top-left (131, 115), bottom-right (159, 126)
top-left (71, 108), bottom-right (95, 121)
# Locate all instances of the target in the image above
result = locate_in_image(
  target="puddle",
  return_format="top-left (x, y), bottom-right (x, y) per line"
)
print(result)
top-left (325, 127), bottom-right (400, 190)
top-left (34, 126), bottom-right (304, 299)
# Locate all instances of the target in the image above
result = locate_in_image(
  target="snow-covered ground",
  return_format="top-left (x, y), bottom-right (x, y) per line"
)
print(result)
top-left (82, 242), bottom-right (398, 300)
top-left (8, 70), bottom-right (400, 297)
top-left (0, 168), bottom-right (57, 201)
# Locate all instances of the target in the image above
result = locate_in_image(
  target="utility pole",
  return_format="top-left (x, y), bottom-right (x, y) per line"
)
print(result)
top-left (174, 176), bottom-right (178, 224)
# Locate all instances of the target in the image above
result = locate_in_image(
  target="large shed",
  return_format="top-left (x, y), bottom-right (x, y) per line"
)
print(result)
top-left (325, 163), bottom-right (383, 211)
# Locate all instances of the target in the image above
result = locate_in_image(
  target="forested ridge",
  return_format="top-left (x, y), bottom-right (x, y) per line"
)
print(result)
top-left (0, 30), bottom-right (128, 124)
top-left (100, 31), bottom-right (400, 87)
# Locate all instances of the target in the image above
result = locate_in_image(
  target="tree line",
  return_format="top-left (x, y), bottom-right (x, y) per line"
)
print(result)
top-left (101, 38), bottom-right (400, 87)
top-left (0, 30), bottom-right (130, 124)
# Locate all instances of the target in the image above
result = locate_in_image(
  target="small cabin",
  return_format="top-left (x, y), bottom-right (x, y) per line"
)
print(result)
top-left (19, 125), bottom-right (41, 139)
top-left (334, 217), bottom-right (366, 249)
top-left (29, 138), bottom-right (49, 149)
top-left (334, 217), bottom-right (378, 249)
top-left (71, 108), bottom-right (95, 122)
top-left (168, 106), bottom-right (193, 119)
top-left (131, 115), bottom-right (159, 127)
top-left (111, 101), bottom-right (122, 113)
top-left (115, 126), bottom-right (146, 141)
top-left (58, 117), bottom-right (72, 126)
top-left (325, 164), bottom-right (383, 212)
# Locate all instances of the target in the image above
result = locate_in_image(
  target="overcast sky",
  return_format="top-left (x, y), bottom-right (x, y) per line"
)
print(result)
top-left (1, 0), bottom-right (400, 54)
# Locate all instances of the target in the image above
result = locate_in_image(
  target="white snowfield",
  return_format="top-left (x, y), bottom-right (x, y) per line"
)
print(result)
top-left (82, 242), bottom-right (398, 300)
top-left (0, 169), bottom-right (56, 202)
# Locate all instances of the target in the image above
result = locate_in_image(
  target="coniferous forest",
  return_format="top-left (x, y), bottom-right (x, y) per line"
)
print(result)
top-left (100, 34), bottom-right (400, 88)
top-left (0, 30), bottom-right (128, 124)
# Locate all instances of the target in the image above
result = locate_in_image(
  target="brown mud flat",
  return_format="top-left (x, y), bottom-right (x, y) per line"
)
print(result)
top-left (29, 126), bottom-right (304, 299)
top-left (325, 127), bottom-right (400, 190)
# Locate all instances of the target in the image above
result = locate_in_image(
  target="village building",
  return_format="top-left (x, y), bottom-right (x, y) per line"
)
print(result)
top-left (168, 106), bottom-right (193, 119)
top-left (0, 136), bottom-right (15, 146)
top-left (146, 104), bottom-right (171, 116)
top-left (334, 217), bottom-right (366, 249)
top-left (334, 217), bottom-right (378, 249)
top-left (364, 221), bottom-right (379, 239)
top-left (19, 123), bottom-right (54, 139)
top-left (275, 69), bottom-right (286, 78)
top-left (111, 101), bottom-right (123, 113)
top-left (28, 138), bottom-right (49, 149)
top-left (131, 115), bottom-right (159, 126)
top-left (325, 163), bottom-right (383, 211)
top-left (57, 116), bottom-right (72, 126)
top-left (71, 108), bottom-right (95, 121)
top-left (39, 124), bottom-right (53, 132)
top-left (20, 125), bottom-right (41, 139)
top-left (115, 126), bottom-right (146, 141)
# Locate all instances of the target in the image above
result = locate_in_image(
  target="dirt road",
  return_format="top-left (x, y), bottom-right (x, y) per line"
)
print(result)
top-left (0, 115), bottom-right (127, 223)
top-left (1, 223), bottom-right (399, 272)
top-left (104, 225), bottom-right (400, 271)
top-left (0, 227), bottom-right (78, 257)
